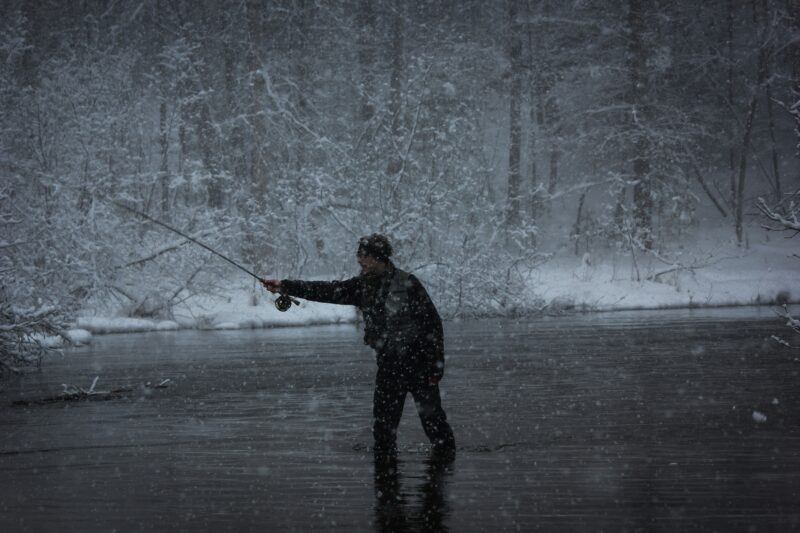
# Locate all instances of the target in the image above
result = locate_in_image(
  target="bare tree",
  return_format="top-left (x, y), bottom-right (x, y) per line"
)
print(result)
top-left (734, 0), bottom-right (769, 246)
top-left (627, 0), bottom-right (653, 249)
top-left (506, 0), bottom-right (523, 228)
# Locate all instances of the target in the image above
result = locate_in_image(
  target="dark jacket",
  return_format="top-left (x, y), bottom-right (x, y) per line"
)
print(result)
top-left (280, 263), bottom-right (445, 380)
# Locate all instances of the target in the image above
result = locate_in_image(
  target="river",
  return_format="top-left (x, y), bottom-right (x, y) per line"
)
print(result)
top-left (1, 307), bottom-right (798, 532)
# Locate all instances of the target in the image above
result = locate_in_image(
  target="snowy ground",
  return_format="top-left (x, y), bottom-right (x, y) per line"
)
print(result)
top-left (532, 238), bottom-right (798, 312)
top-left (70, 224), bottom-right (799, 343)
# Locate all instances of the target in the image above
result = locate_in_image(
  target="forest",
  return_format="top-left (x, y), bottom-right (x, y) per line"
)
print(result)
top-left (1, 0), bottom-right (799, 372)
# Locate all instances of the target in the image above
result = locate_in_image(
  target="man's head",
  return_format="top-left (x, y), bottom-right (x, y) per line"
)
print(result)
top-left (357, 234), bottom-right (392, 275)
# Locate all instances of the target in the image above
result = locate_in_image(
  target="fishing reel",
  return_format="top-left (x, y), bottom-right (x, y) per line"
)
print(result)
top-left (275, 294), bottom-right (299, 312)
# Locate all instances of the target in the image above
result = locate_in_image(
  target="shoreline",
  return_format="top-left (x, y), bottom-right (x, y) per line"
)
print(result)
top-left (55, 235), bottom-right (800, 344)
top-left (65, 299), bottom-right (796, 341)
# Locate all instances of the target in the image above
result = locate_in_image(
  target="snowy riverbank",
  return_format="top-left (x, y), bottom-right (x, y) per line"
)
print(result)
top-left (68, 230), bottom-right (799, 344)
top-left (528, 241), bottom-right (798, 312)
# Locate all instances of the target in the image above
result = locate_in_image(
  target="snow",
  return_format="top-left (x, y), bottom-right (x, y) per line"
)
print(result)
top-left (66, 329), bottom-right (93, 345)
top-left (31, 328), bottom-right (93, 347)
top-left (75, 317), bottom-right (179, 334)
top-left (528, 233), bottom-right (798, 312)
top-left (173, 289), bottom-right (357, 330)
top-left (29, 334), bottom-right (65, 349)
top-left (70, 226), bottom-right (797, 336)
top-left (75, 288), bottom-right (356, 335)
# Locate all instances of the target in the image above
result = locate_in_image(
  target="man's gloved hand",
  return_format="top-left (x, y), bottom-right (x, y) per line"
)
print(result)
top-left (428, 361), bottom-right (444, 386)
top-left (260, 279), bottom-right (282, 293)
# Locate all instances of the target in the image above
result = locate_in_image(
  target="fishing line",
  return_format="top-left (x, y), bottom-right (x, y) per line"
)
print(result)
top-left (112, 200), bottom-right (298, 311)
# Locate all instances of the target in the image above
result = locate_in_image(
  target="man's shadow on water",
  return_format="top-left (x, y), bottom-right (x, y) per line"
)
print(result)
top-left (373, 453), bottom-right (453, 533)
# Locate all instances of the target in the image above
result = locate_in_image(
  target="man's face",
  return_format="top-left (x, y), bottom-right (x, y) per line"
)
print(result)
top-left (357, 254), bottom-right (384, 275)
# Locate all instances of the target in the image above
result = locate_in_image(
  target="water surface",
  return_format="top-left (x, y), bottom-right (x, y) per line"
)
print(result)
top-left (1, 307), bottom-right (798, 531)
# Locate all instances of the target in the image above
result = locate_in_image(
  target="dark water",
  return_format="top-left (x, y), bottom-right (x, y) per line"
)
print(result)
top-left (1, 307), bottom-right (799, 532)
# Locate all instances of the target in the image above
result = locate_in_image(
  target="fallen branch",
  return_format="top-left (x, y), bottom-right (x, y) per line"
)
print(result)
top-left (771, 335), bottom-right (792, 348)
top-left (756, 196), bottom-right (800, 234)
top-left (776, 304), bottom-right (800, 335)
top-left (644, 246), bottom-right (738, 283)
top-left (10, 377), bottom-right (171, 406)
top-left (11, 387), bottom-right (133, 406)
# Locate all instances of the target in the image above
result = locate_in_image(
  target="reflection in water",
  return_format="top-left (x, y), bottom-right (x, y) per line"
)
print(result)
top-left (373, 453), bottom-right (453, 533)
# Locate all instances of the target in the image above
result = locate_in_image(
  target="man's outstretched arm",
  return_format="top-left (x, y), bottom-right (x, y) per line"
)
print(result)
top-left (261, 277), bottom-right (361, 306)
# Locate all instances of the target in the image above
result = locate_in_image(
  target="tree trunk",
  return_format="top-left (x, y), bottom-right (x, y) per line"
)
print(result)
top-left (389, 12), bottom-right (403, 141)
top-left (357, 0), bottom-right (376, 123)
top-left (177, 101), bottom-right (189, 206)
top-left (506, 0), bottom-right (523, 228)
top-left (547, 129), bottom-right (560, 197)
top-left (159, 100), bottom-right (170, 220)
top-left (765, 71), bottom-right (782, 203)
top-left (574, 190), bottom-right (586, 256)
top-left (223, 29), bottom-right (246, 187)
top-left (198, 103), bottom-right (223, 209)
top-left (292, 0), bottom-right (320, 262)
top-left (193, 1), bottom-right (223, 209)
top-left (291, 0), bottom-right (312, 118)
top-left (735, 3), bottom-right (768, 246)
top-left (628, 0), bottom-right (652, 249)
top-left (246, 0), bottom-right (268, 197)
top-left (791, 0), bottom-right (800, 167)
top-left (727, 0), bottom-right (737, 203)
top-left (736, 91), bottom-right (760, 245)
top-left (631, 141), bottom-right (651, 248)
top-left (387, 4), bottom-right (405, 210)
top-left (760, 0), bottom-right (781, 203)
top-left (525, 0), bottom-right (539, 228)
top-left (761, 0), bottom-right (783, 205)
top-left (18, 0), bottom-right (45, 89)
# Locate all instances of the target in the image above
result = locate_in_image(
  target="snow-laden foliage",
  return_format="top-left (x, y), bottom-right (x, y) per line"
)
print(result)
top-left (0, 300), bottom-right (67, 375)
top-left (0, 1), bottom-right (798, 327)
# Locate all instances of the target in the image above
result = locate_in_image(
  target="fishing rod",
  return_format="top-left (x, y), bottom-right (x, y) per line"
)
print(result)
top-left (113, 201), bottom-right (298, 312)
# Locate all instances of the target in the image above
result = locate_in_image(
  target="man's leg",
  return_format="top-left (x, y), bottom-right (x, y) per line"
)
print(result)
top-left (411, 380), bottom-right (456, 455)
top-left (373, 365), bottom-right (407, 455)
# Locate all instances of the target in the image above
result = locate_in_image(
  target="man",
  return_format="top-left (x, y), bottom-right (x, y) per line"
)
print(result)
top-left (260, 234), bottom-right (456, 459)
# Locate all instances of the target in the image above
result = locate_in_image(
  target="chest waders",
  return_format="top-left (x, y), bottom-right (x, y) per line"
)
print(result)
top-left (375, 269), bottom-right (419, 366)
top-left (371, 269), bottom-right (456, 458)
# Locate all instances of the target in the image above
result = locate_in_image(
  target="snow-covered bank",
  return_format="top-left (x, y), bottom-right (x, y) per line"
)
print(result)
top-left (75, 317), bottom-right (180, 334)
top-left (529, 241), bottom-right (798, 312)
top-left (33, 328), bottom-right (94, 348)
top-left (74, 289), bottom-right (358, 336)
top-left (172, 290), bottom-right (357, 330)
top-left (70, 230), bottom-right (798, 337)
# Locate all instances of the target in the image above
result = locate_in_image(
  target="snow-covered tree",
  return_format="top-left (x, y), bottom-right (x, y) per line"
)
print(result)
top-left (1, 0), bottom-right (798, 322)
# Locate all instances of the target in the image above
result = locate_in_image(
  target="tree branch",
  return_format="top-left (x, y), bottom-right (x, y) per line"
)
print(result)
top-left (757, 197), bottom-right (800, 233)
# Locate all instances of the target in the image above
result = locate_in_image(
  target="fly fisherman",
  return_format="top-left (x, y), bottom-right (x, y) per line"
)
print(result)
top-left (260, 234), bottom-right (456, 460)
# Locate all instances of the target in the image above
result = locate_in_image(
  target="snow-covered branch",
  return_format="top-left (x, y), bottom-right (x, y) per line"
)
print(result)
top-left (0, 303), bottom-right (69, 376)
top-left (122, 227), bottom-right (224, 269)
top-left (757, 196), bottom-right (800, 234)
top-left (779, 304), bottom-right (800, 335)
top-left (545, 178), bottom-right (617, 202)
top-left (645, 248), bottom-right (738, 282)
